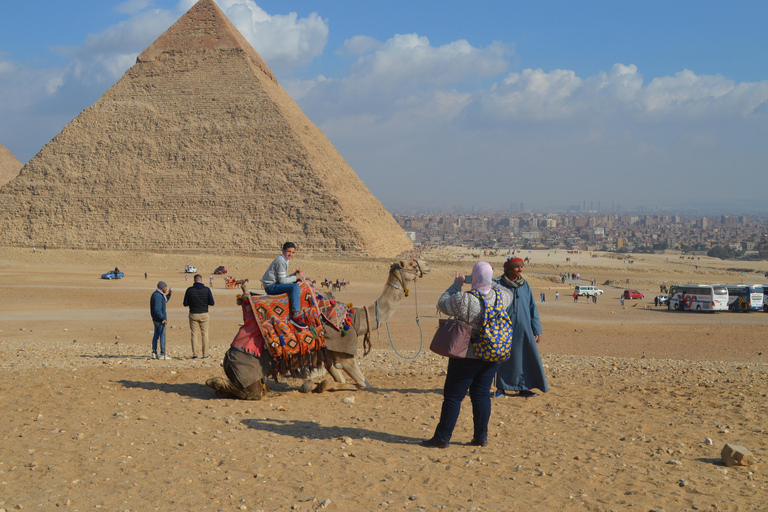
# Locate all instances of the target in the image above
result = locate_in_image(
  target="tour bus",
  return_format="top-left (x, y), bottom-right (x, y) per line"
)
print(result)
top-left (722, 284), bottom-right (765, 312)
top-left (667, 284), bottom-right (728, 312)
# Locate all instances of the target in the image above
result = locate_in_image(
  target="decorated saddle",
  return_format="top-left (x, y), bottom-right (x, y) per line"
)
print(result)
top-left (230, 281), bottom-right (331, 379)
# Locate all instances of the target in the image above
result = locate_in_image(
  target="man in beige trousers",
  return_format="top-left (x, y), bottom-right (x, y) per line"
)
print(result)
top-left (183, 274), bottom-right (215, 359)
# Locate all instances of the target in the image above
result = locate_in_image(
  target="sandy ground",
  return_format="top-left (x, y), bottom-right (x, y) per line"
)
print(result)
top-left (1, 247), bottom-right (767, 512)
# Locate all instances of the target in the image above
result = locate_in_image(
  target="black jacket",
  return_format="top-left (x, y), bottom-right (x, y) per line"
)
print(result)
top-left (183, 282), bottom-right (214, 314)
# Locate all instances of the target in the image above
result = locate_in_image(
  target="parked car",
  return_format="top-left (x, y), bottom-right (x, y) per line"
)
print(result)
top-left (101, 270), bottom-right (124, 279)
top-left (184, 265), bottom-right (197, 273)
top-left (575, 285), bottom-right (604, 297)
top-left (654, 295), bottom-right (669, 306)
top-left (213, 266), bottom-right (227, 275)
top-left (623, 290), bottom-right (645, 300)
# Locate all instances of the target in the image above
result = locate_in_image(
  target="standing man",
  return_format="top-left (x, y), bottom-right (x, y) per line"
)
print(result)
top-left (184, 274), bottom-right (215, 359)
top-left (150, 281), bottom-right (172, 360)
top-left (494, 257), bottom-right (548, 398)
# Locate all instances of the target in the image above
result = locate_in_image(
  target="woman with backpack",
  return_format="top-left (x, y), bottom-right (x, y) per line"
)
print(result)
top-left (422, 261), bottom-right (514, 449)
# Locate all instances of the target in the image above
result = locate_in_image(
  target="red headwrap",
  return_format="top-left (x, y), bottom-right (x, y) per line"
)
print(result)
top-left (503, 257), bottom-right (525, 274)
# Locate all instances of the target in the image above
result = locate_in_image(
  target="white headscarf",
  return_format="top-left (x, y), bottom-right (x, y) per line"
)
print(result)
top-left (471, 261), bottom-right (493, 293)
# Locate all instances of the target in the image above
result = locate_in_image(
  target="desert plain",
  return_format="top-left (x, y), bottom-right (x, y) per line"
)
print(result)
top-left (1, 246), bottom-right (767, 512)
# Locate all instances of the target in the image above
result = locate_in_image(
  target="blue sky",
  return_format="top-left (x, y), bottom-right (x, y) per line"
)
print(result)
top-left (1, 0), bottom-right (767, 212)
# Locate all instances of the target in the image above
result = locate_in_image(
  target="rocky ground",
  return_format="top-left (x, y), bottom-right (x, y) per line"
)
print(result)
top-left (1, 247), bottom-right (767, 511)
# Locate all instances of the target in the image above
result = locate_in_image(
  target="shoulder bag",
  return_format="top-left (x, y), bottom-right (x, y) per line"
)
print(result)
top-left (430, 294), bottom-right (473, 358)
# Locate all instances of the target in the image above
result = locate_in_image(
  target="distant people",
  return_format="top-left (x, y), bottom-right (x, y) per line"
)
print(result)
top-left (555, 291), bottom-right (559, 301)
top-left (422, 262), bottom-right (513, 448)
top-left (185, 274), bottom-right (188, 281)
top-left (494, 257), bottom-right (547, 398)
top-left (144, 272), bottom-right (148, 280)
top-left (33, 247), bottom-right (36, 253)
top-left (621, 296), bottom-right (625, 306)
top-left (261, 242), bottom-right (307, 329)
top-left (183, 274), bottom-right (215, 359)
top-left (209, 275), bottom-right (214, 287)
top-left (573, 291), bottom-right (578, 302)
top-left (43, 243), bottom-right (47, 250)
top-left (592, 295), bottom-right (597, 304)
top-left (540, 292), bottom-right (545, 303)
top-left (150, 281), bottom-right (172, 360)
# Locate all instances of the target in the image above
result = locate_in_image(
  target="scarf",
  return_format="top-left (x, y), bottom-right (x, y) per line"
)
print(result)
top-left (500, 274), bottom-right (526, 289)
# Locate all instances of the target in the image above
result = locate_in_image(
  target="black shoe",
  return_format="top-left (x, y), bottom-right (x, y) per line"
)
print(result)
top-left (290, 317), bottom-right (308, 329)
top-left (420, 438), bottom-right (449, 449)
top-left (519, 390), bottom-right (538, 397)
top-left (469, 438), bottom-right (489, 447)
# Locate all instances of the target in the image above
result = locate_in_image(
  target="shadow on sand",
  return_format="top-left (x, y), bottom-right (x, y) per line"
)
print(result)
top-left (116, 379), bottom-right (214, 400)
top-left (241, 417), bottom-right (423, 446)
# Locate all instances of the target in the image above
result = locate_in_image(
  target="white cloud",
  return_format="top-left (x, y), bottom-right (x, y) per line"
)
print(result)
top-left (340, 35), bottom-right (382, 56)
top-left (216, 0), bottom-right (328, 71)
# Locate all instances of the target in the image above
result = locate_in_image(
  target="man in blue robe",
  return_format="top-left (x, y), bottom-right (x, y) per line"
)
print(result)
top-left (493, 257), bottom-right (549, 397)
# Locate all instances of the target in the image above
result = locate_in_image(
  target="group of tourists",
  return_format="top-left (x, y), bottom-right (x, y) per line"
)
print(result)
top-left (149, 244), bottom-right (548, 450)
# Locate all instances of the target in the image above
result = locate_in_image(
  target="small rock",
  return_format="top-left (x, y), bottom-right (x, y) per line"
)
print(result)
top-left (666, 459), bottom-right (682, 467)
top-left (74, 433), bottom-right (84, 441)
top-left (679, 479), bottom-right (687, 487)
top-left (342, 396), bottom-right (355, 404)
top-left (115, 335), bottom-right (121, 339)
top-left (318, 499), bottom-right (332, 509)
top-left (35, 414), bottom-right (43, 421)
top-left (704, 438), bottom-right (713, 445)
top-left (408, 495), bottom-right (418, 501)
top-left (721, 443), bottom-right (754, 467)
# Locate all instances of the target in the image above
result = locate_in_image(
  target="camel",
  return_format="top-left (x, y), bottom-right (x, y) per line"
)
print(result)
top-left (206, 259), bottom-right (429, 399)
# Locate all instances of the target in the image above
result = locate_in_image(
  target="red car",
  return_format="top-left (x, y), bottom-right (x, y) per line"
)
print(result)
top-left (213, 266), bottom-right (227, 275)
top-left (623, 289), bottom-right (644, 299)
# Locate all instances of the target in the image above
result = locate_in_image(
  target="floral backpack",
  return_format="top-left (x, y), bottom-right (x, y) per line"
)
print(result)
top-left (468, 288), bottom-right (514, 362)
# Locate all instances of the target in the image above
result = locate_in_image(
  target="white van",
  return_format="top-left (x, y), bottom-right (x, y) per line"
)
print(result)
top-left (575, 285), bottom-right (603, 297)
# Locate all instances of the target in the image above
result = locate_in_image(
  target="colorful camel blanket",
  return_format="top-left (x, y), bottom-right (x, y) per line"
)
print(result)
top-left (232, 281), bottom-right (328, 378)
top-left (313, 290), bottom-right (354, 333)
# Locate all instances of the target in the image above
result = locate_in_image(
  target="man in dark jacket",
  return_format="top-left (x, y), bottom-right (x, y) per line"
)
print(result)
top-left (150, 281), bottom-right (172, 360)
top-left (183, 274), bottom-right (215, 359)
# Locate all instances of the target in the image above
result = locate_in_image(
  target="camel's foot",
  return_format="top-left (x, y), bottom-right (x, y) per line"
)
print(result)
top-left (312, 380), bottom-right (329, 394)
top-left (206, 376), bottom-right (266, 400)
top-left (300, 380), bottom-right (313, 394)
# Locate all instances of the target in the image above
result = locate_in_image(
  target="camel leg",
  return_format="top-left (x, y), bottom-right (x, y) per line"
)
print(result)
top-left (206, 376), bottom-right (267, 400)
top-left (326, 352), bottom-right (370, 390)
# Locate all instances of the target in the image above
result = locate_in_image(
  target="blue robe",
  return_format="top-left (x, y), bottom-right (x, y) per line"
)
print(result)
top-left (495, 278), bottom-right (549, 393)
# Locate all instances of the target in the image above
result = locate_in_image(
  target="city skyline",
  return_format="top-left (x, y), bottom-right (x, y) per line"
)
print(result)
top-left (1, 0), bottom-right (767, 211)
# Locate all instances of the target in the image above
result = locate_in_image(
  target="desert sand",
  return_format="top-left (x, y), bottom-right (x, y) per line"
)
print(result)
top-left (1, 247), bottom-right (767, 512)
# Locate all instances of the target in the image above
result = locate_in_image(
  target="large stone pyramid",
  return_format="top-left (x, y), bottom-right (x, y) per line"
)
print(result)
top-left (0, 143), bottom-right (22, 189)
top-left (0, 0), bottom-right (411, 257)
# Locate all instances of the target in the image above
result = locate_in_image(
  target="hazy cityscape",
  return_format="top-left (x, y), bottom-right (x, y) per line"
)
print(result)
top-left (394, 210), bottom-right (768, 257)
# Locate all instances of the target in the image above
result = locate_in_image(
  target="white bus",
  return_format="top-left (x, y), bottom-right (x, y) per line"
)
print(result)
top-left (667, 284), bottom-right (728, 312)
top-left (723, 285), bottom-right (764, 312)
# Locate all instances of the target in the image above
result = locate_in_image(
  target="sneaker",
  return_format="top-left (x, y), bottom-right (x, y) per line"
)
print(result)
top-left (469, 438), bottom-right (489, 447)
top-left (162, 354), bottom-right (170, 360)
top-left (151, 352), bottom-right (158, 359)
top-left (201, 356), bottom-right (210, 360)
top-left (492, 389), bottom-right (506, 399)
top-left (191, 356), bottom-right (198, 360)
top-left (289, 317), bottom-right (308, 329)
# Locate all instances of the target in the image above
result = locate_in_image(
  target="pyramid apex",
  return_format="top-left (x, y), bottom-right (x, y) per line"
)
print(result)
top-left (137, 0), bottom-right (274, 80)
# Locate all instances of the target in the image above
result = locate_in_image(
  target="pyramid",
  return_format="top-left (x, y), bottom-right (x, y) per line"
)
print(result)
top-left (0, 143), bottom-right (22, 189)
top-left (0, 0), bottom-right (411, 257)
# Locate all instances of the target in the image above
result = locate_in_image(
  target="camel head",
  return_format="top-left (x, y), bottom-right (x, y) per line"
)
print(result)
top-left (387, 259), bottom-right (429, 297)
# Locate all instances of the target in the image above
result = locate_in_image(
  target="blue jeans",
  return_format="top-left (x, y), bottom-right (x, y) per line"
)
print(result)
top-left (432, 358), bottom-right (501, 443)
top-left (264, 283), bottom-right (301, 315)
top-left (152, 321), bottom-right (166, 355)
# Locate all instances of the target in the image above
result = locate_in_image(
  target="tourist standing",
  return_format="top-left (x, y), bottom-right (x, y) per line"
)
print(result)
top-left (422, 262), bottom-right (513, 448)
top-left (494, 257), bottom-right (548, 398)
top-left (150, 281), bottom-right (172, 360)
top-left (183, 274), bottom-right (215, 359)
